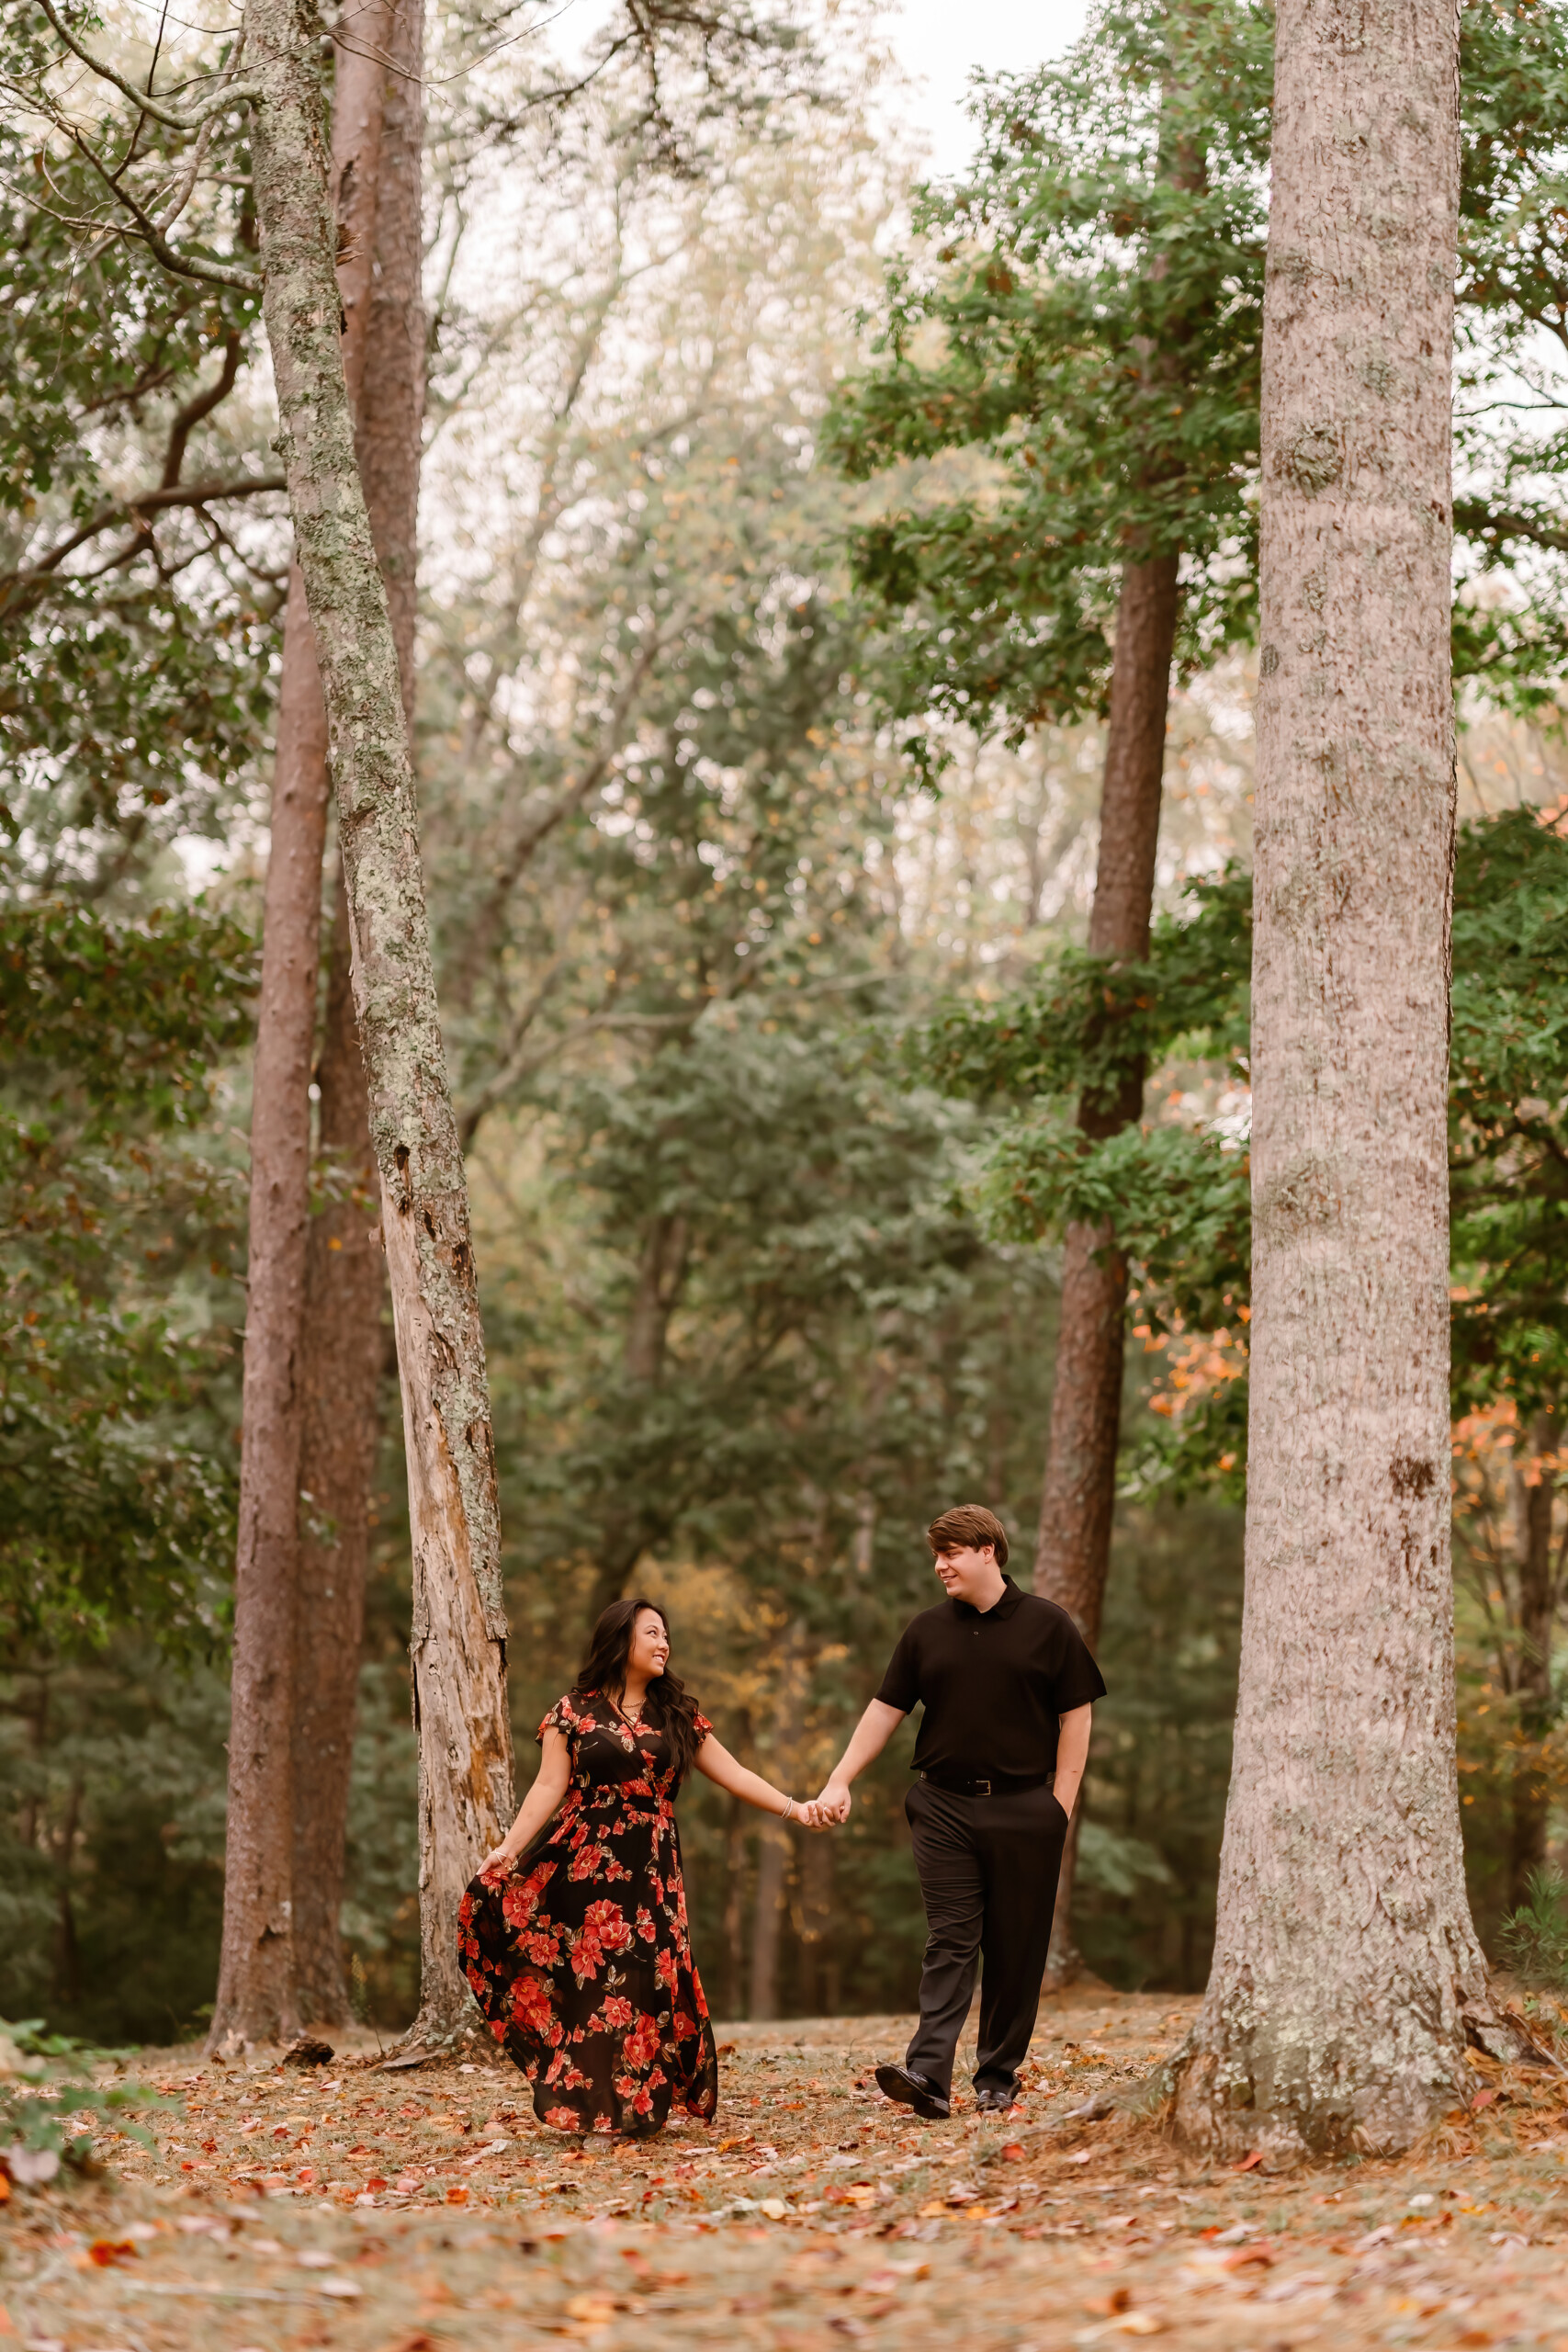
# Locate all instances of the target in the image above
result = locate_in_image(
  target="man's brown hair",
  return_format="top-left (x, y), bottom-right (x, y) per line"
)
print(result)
top-left (926, 1505), bottom-right (1010, 1568)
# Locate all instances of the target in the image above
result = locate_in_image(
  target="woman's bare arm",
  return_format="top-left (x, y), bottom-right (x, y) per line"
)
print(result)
top-left (691, 1732), bottom-right (825, 1826)
top-left (480, 1728), bottom-right (573, 1871)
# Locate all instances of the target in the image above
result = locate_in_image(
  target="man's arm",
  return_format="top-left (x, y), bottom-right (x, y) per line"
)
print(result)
top-left (814, 1699), bottom-right (907, 1823)
top-left (1053, 1703), bottom-right (1093, 1819)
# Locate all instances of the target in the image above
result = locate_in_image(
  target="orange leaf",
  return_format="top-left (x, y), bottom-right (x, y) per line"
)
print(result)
top-left (1472, 2088), bottom-right (1499, 2111)
top-left (87, 2239), bottom-right (139, 2268)
top-left (1233, 2149), bottom-right (1264, 2172)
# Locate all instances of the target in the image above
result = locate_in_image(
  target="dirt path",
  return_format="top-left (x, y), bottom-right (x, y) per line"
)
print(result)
top-left (6, 1989), bottom-right (1568, 2347)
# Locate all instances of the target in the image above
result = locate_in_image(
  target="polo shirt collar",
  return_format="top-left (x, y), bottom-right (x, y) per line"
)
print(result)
top-left (952, 1573), bottom-right (1024, 1623)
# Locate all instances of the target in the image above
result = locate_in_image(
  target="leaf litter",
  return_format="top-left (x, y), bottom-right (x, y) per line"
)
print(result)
top-left (7, 1988), bottom-right (1568, 2347)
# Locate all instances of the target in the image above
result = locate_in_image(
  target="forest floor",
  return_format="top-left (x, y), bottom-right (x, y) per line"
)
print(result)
top-left (7, 1984), bottom-right (1568, 2350)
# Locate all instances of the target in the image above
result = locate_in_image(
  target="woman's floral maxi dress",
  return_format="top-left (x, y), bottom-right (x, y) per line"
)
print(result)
top-left (457, 1690), bottom-right (720, 2134)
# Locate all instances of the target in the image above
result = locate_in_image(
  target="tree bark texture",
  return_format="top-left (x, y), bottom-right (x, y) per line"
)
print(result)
top-left (209, 560), bottom-right (331, 2050)
top-left (240, 0), bottom-right (513, 2049)
top-left (1171, 0), bottom-right (1483, 2158)
top-left (289, 0), bottom-right (422, 2028)
top-left (1509, 1418), bottom-right (1559, 1911)
top-left (1033, 552), bottom-right (1179, 1982)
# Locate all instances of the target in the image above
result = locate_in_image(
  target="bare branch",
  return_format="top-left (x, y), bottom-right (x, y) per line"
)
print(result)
top-left (68, 122), bottom-right (264, 289)
top-left (161, 332), bottom-right (244, 486)
top-left (35, 0), bottom-right (260, 130)
top-left (0, 471), bottom-right (287, 611)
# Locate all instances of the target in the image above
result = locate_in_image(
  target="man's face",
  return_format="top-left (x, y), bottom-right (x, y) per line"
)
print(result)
top-left (932, 1544), bottom-right (1002, 1604)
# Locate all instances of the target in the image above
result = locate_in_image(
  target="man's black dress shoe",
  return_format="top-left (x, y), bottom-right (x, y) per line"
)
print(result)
top-left (874, 2062), bottom-right (951, 2120)
top-left (973, 2084), bottom-right (1018, 2113)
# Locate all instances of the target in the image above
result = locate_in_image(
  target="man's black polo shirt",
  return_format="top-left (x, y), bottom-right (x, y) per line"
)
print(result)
top-left (874, 1576), bottom-right (1106, 1786)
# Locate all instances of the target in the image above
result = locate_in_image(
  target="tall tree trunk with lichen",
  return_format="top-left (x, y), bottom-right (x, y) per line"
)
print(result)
top-left (239, 0), bottom-right (513, 2051)
top-left (1168, 0), bottom-right (1523, 2158)
top-left (290, 0), bottom-right (423, 2029)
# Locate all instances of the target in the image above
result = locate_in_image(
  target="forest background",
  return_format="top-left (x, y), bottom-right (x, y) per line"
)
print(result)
top-left (5, 0), bottom-right (1567, 2047)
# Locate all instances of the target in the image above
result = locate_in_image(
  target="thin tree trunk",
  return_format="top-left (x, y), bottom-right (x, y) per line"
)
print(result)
top-left (1033, 552), bottom-right (1179, 1984)
top-left (291, 880), bottom-right (385, 2021)
top-left (588, 1210), bottom-right (691, 1621)
top-left (796, 1826), bottom-right (835, 2015)
top-left (209, 560), bottom-right (331, 2051)
top-left (289, 0), bottom-right (421, 2029)
top-left (749, 1828), bottom-right (787, 2022)
top-left (1509, 1415), bottom-right (1559, 1912)
top-left (240, 0), bottom-right (513, 2052)
top-left (720, 1787), bottom-right (748, 2021)
top-left (1171, 0), bottom-right (1509, 2155)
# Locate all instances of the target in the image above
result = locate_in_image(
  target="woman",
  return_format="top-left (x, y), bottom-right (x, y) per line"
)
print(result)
top-left (457, 1596), bottom-right (820, 2136)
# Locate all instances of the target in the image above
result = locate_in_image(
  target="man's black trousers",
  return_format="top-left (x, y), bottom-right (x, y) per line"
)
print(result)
top-left (902, 1778), bottom-right (1069, 2100)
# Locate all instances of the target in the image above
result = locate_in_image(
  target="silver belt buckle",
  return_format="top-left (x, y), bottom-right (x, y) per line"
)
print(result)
top-left (975, 1778), bottom-right (991, 1797)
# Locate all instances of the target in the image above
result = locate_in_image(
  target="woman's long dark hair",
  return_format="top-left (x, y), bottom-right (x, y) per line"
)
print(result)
top-left (574, 1597), bottom-right (702, 1786)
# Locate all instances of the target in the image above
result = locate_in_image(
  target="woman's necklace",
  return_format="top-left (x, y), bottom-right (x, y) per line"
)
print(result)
top-left (615, 1692), bottom-right (647, 1730)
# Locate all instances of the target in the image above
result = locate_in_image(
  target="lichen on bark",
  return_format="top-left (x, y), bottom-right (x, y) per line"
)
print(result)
top-left (240, 0), bottom-right (513, 2044)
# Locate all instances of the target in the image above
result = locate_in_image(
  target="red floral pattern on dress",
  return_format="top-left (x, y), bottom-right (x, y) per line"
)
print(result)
top-left (457, 1689), bottom-right (718, 2136)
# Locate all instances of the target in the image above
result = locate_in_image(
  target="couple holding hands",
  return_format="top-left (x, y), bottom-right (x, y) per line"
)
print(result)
top-left (457, 1505), bottom-right (1104, 2136)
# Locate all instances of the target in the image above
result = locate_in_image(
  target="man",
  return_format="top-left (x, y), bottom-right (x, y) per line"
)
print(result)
top-left (814, 1504), bottom-right (1103, 2120)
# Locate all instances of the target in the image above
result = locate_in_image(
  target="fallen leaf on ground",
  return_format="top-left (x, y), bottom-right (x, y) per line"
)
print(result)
top-left (87, 2238), bottom-right (140, 2267)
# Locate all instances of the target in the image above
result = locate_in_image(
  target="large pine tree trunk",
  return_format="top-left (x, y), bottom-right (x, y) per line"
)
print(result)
top-left (208, 561), bottom-right (331, 2050)
top-left (1170, 0), bottom-right (1495, 2157)
top-left (240, 0), bottom-right (513, 2052)
top-left (289, 0), bottom-right (423, 2029)
top-left (1032, 551), bottom-right (1179, 1982)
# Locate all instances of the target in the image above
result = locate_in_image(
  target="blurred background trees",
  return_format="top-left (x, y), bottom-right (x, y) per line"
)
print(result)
top-left (8, 0), bottom-right (1568, 2041)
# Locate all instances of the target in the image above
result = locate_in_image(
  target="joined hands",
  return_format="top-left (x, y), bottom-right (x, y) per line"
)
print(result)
top-left (795, 1779), bottom-right (852, 1830)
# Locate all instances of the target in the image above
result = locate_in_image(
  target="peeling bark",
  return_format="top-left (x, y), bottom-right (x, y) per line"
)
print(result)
top-left (209, 560), bottom-right (330, 2051)
top-left (1169, 0), bottom-right (1504, 2159)
top-left (290, 0), bottom-right (422, 2030)
top-left (240, 0), bottom-right (513, 2050)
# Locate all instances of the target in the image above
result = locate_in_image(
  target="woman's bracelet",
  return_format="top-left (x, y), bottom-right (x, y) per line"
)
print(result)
top-left (781, 1795), bottom-right (796, 1821)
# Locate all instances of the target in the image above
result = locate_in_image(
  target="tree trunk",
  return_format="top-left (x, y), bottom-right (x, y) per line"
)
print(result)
top-left (208, 560), bottom-right (331, 2051)
top-left (1509, 1415), bottom-right (1559, 1912)
top-left (1170, 0), bottom-right (1495, 2157)
top-left (796, 1826), bottom-right (836, 2015)
top-left (240, 0), bottom-right (513, 2052)
top-left (588, 1210), bottom-right (692, 1621)
top-left (289, 0), bottom-right (422, 2029)
top-left (1033, 552), bottom-right (1179, 1984)
top-left (720, 1788), bottom-right (748, 2021)
top-left (291, 878), bottom-right (386, 2022)
top-left (749, 1827), bottom-right (787, 2022)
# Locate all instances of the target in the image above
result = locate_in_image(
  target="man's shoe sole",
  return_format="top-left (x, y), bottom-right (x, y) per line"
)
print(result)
top-left (874, 2063), bottom-right (950, 2120)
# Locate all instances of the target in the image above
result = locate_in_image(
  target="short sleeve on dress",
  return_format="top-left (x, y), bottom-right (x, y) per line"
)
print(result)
top-left (536, 1695), bottom-right (575, 1747)
top-left (692, 1710), bottom-right (713, 1743)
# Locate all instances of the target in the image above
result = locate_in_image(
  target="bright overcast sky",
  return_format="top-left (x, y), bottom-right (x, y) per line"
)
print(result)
top-left (553, 0), bottom-right (1093, 179)
top-left (886, 0), bottom-right (1091, 175)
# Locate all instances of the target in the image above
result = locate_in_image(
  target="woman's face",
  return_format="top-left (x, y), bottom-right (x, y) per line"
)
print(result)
top-left (626, 1608), bottom-right (671, 1685)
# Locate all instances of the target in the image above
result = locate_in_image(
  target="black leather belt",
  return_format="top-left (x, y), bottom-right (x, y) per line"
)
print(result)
top-left (919, 1769), bottom-right (1055, 1798)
